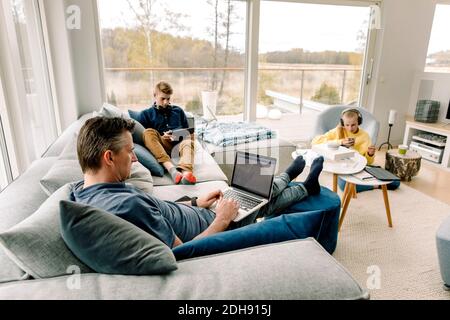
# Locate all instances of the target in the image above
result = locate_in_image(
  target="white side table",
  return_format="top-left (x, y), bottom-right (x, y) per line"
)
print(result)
top-left (338, 174), bottom-right (393, 231)
top-left (292, 150), bottom-right (367, 192)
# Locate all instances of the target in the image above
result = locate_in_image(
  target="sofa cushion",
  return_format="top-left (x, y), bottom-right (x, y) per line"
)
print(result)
top-left (39, 160), bottom-right (82, 196)
top-left (0, 248), bottom-right (29, 284)
top-left (42, 114), bottom-right (92, 158)
top-left (59, 200), bottom-right (177, 275)
top-left (40, 161), bottom-right (153, 195)
top-left (97, 103), bottom-right (145, 146)
top-left (57, 132), bottom-right (78, 160)
top-left (0, 238), bottom-right (368, 300)
top-left (134, 143), bottom-right (165, 177)
top-left (173, 210), bottom-right (325, 260)
top-left (0, 157), bottom-right (57, 232)
top-left (0, 184), bottom-right (93, 279)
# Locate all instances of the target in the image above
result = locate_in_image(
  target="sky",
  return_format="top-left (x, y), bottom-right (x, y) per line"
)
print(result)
top-left (98, 0), bottom-right (369, 54)
top-left (98, 0), bottom-right (450, 55)
top-left (427, 4), bottom-right (450, 54)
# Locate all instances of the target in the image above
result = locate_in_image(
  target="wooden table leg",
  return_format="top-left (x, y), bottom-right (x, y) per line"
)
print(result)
top-left (351, 185), bottom-right (356, 199)
top-left (339, 183), bottom-right (354, 232)
top-left (333, 174), bottom-right (338, 193)
top-left (341, 182), bottom-right (350, 208)
top-left (381, 184), bottom-right (393, 227)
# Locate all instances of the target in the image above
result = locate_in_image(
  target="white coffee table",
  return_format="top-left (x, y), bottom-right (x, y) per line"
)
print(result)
top-left (292, 149), bottom-right (367, 193)
top-left (338, 174), bottom-right (393, 231)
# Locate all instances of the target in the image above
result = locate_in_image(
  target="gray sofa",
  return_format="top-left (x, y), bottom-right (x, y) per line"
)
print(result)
top-left (0, 113), bottom-right (369, 300)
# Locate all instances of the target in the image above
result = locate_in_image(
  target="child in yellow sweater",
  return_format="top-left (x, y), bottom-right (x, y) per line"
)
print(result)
top-left (312, 108), bottom-right (376, 164)
top-left (312, 108), bottom-right (399, 192)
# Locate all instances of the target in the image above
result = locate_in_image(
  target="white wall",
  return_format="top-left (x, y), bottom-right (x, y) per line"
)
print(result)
top-left (65, 0), bottom-right (105, 117)
top-left (368, 0), bottom-right (437, 146)
top-left (42, 0), bottom-right (79, 130)
top-left (43, 0), bottom-right (104, 130)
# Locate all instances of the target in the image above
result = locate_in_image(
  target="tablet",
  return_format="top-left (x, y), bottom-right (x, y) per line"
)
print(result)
top-left (171, 127), bottom-right (195, 136)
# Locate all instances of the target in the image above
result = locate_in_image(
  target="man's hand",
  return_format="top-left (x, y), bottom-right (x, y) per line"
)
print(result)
top-left (341, 137), bottom-right (355, 148)
top-left (214, 198), bottom-right (239, 224)
top-left (191, 197), bottom-right (239, 241)
top-left (367, 145), bottom-right (376, 157)
top-left (197, 190), bottom-right (223, 208)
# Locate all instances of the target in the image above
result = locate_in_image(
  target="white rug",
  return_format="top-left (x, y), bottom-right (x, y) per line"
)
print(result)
top-left (312, 172), bottom-right (450, 300)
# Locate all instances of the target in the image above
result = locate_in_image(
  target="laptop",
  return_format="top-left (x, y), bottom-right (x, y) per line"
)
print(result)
top-left (364, 166), bottom-right (400, 181)
top-left (217, 151), bottom-right (277, 222)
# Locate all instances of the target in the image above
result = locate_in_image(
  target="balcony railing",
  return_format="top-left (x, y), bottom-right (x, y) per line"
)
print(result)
top-left (103, 65), bottom-right (362, 114)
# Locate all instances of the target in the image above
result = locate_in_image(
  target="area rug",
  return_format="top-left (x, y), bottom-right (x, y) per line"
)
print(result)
top-left (315, 172), bottom-right (450, 300)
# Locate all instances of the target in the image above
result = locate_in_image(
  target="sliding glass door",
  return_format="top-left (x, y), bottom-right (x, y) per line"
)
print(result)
top-left (256, 1), bottom-right (375, 143)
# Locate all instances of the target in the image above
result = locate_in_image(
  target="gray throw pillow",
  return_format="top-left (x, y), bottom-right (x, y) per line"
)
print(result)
top-left (40, 161), bottom-right (153, 196)
top-left (39, 160), bottom-right (82, 196)
top-left (58, 132), bottom-right (78, 160)
top-left (59, 200), bottom-right (177, 275)
top-left (0, 184), bottom-right (94, 279)
top-left (97, 103), bottom-right (145, 145)
top-left (126, 161), bottom-right (154, 194)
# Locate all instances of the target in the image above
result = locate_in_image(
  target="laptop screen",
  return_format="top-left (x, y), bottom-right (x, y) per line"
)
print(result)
top-left (231, 152), bottom-right (277, 199)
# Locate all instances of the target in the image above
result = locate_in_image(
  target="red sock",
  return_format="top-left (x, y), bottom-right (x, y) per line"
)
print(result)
top-left (174, 172), bottom-right (183, 184)
top-left (181, 171), bottom-right (197, 185)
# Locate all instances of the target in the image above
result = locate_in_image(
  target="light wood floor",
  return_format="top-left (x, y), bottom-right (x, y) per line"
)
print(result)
top-left (374, 148), bottom-right (450, 206)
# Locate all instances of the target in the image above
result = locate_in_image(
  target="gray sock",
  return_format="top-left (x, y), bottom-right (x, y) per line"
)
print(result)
top-left (169, 167), bottom-right (182, 183)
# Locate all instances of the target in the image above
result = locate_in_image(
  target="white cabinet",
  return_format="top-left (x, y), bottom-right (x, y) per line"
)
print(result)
top-left (403, 116), bottom-right (450, 169)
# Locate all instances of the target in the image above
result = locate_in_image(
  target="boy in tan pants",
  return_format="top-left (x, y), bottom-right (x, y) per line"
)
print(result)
top-left (134, 81), bottom-right (196, 184)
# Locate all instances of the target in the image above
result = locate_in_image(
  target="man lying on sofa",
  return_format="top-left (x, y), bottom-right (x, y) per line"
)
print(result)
top-left (71, 116), bottom-right (324, 248)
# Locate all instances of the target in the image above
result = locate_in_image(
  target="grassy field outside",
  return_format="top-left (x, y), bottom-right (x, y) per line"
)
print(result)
top-left (106, 63), bottom-right (362, 115)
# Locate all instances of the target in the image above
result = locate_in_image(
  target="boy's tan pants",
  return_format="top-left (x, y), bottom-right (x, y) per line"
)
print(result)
top-left (142, 128), bottom-right (195, 172)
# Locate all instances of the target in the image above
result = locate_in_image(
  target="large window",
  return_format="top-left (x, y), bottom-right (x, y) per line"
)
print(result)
top-left (0, 0), bottom-right (58, 188)
top-left (98, 0), bottom-right (247, 120)
top-left (9, 0), bottom-right (58, 157)
top-left (425, 4), bottom-right (450, 73)
top-left (256, 1), bottom-right (372, 142)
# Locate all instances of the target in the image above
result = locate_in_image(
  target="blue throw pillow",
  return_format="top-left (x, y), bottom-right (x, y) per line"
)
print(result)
top-left (128, 110), bottom-right (146, 146)
top-left (134, 144), bottom-right (165, 177)
top-left (59, 200), bottom-right (178, 275)
top-left (172, 210), bottom-right (325, 260)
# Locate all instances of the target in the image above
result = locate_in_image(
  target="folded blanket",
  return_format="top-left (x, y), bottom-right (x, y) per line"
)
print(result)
top-left (195, 120), bottom-right (276, 147)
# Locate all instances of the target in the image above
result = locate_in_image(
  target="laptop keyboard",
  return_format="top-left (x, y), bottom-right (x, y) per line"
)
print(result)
top-left (223, 189), bottom-right (263, 210)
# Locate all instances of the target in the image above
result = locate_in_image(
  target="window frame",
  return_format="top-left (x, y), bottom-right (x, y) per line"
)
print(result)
top-left (0, 0), bottom-right (59, 174)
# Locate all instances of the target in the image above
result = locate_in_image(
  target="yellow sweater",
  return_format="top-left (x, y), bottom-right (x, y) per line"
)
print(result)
top-left (311, 127), bottom-right (375, 165)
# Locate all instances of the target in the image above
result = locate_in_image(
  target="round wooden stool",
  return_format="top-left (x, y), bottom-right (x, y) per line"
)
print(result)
top-left (385, 149), bottom-right (421, 181)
